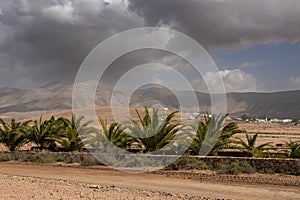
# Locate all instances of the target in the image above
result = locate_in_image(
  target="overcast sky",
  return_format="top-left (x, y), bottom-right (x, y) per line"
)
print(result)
top-left (0, 0), bottom-right (300, 92)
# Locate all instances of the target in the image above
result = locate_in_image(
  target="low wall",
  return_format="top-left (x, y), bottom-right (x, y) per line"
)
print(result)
top-left (0, 151), bottom-right (299, 175)
top-left (0, 151), bottom-right (101, 165)
top-left (198, 156), bottom-right (300, 174)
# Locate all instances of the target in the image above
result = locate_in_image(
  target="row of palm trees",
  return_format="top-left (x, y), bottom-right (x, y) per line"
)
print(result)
top-left (0, 107), bottom-right (299, 158)
top-left (0, 115), bottom-right (94, 152)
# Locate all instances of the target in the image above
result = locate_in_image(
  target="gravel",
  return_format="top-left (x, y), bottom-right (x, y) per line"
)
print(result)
top-left (0, 174), bottom-right (227, 200)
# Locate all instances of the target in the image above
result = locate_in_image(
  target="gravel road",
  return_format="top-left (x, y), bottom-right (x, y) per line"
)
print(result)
top-left (0, 162), bottom-right (299, 200)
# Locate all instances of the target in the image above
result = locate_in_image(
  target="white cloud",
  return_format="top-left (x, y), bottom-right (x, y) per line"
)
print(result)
top-left (204, 69), bottom-right (261, 93)
top-left (286, 76), bottom-right (300, 90)
top-left (42, 2), bottom-right (76, 24)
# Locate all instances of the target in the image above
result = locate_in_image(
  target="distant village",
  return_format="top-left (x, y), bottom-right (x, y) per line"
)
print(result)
top-left (233, 114), bottom-right (299, 124)
top-left (151, 105), bottom-right (300, 125)
top-left (235, 117), bottom-right (294, 124)
top-left (183, 111), bottom-right (299, 124)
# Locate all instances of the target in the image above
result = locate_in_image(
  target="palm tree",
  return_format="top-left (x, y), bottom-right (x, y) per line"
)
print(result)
top-left (55, 114), bottom-right (95, 151)
top-left (215, 119), bottom-right (244, 152)
top-left (285, 140), bottom-right (300, 158)
top-left (188, 114), bottom-right (244, 156)
top-left (126, 107), bottom-right (181, 152)
top-left (0, 118), bottom-right (31, 151)
top-left (27, 116), bottom-right (58, 150)
top-left (87, 117), bottom-right (132, 150)
top-left (235, 132), bottom-right (273, 157)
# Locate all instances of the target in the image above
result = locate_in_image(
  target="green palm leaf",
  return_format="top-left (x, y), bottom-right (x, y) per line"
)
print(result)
top-left (188, 113), bottom-right (244, 156)
top-left (126, 107), bottom-right (181, 153)
top-left (0, 118), bottom-right (30, 151)
top-left (55, 114), bottom-right (95, 151)
top-left (235, 132), bottom-right (273, 157)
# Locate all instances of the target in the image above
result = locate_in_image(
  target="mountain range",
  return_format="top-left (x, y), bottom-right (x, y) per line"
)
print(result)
top-left (0, 81), bottom-right (299, 120)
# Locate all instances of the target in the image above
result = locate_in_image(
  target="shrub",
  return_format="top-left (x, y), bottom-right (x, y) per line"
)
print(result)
top-left (165, 155), bottom-right (211, 170)
top-left (216, 161), bottom-right (255, 175)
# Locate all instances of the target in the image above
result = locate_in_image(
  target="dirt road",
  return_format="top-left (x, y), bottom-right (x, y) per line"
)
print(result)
top-left (0, 162), bottom-right (299, 200)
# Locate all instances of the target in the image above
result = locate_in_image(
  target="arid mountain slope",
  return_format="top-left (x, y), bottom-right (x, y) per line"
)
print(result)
top-left (0, 82), bottom-right (299, 120)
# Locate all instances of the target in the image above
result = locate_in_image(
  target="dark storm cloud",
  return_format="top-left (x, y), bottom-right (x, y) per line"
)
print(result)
top-left (0, 0), bottom-right (300, 88)
top-left (128, 0), bottom-right (300, 50)
top-left (0, 0), bottom-right (143, 87)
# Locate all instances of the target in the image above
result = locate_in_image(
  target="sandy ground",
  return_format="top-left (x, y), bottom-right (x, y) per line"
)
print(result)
top-left (0, 162), bottom-right (299, 200)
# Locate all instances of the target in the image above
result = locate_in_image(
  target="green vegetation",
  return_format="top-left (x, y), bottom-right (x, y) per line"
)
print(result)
top-left (234, 132), bottom-right (273, 157)
top-left (216, 160), bottom-right (256, 175)
top-left (88, 116), bottom-right (133, 150)
top-left (27, 116), bottom-right (58, 150)
top-left (165, 155), bottom-right (211, 170)
top-left (285, 140), bottom-right (300, 158)
top-left (0, 108), bottom-right (299, 161)
top-left (0, 109), bottom-right (299, 176)
top-left (0, 118), bottom-right (30, 151)
top-left (188, 114), bottom-right (244, 156)
top-left (126, 107), bottom-right (181, 152)
top-left (55, 114), bottom-right (95, 152)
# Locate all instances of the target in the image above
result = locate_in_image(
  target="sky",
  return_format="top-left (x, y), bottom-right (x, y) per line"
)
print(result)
top-left (0, 0), bottom-right (300, 92)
